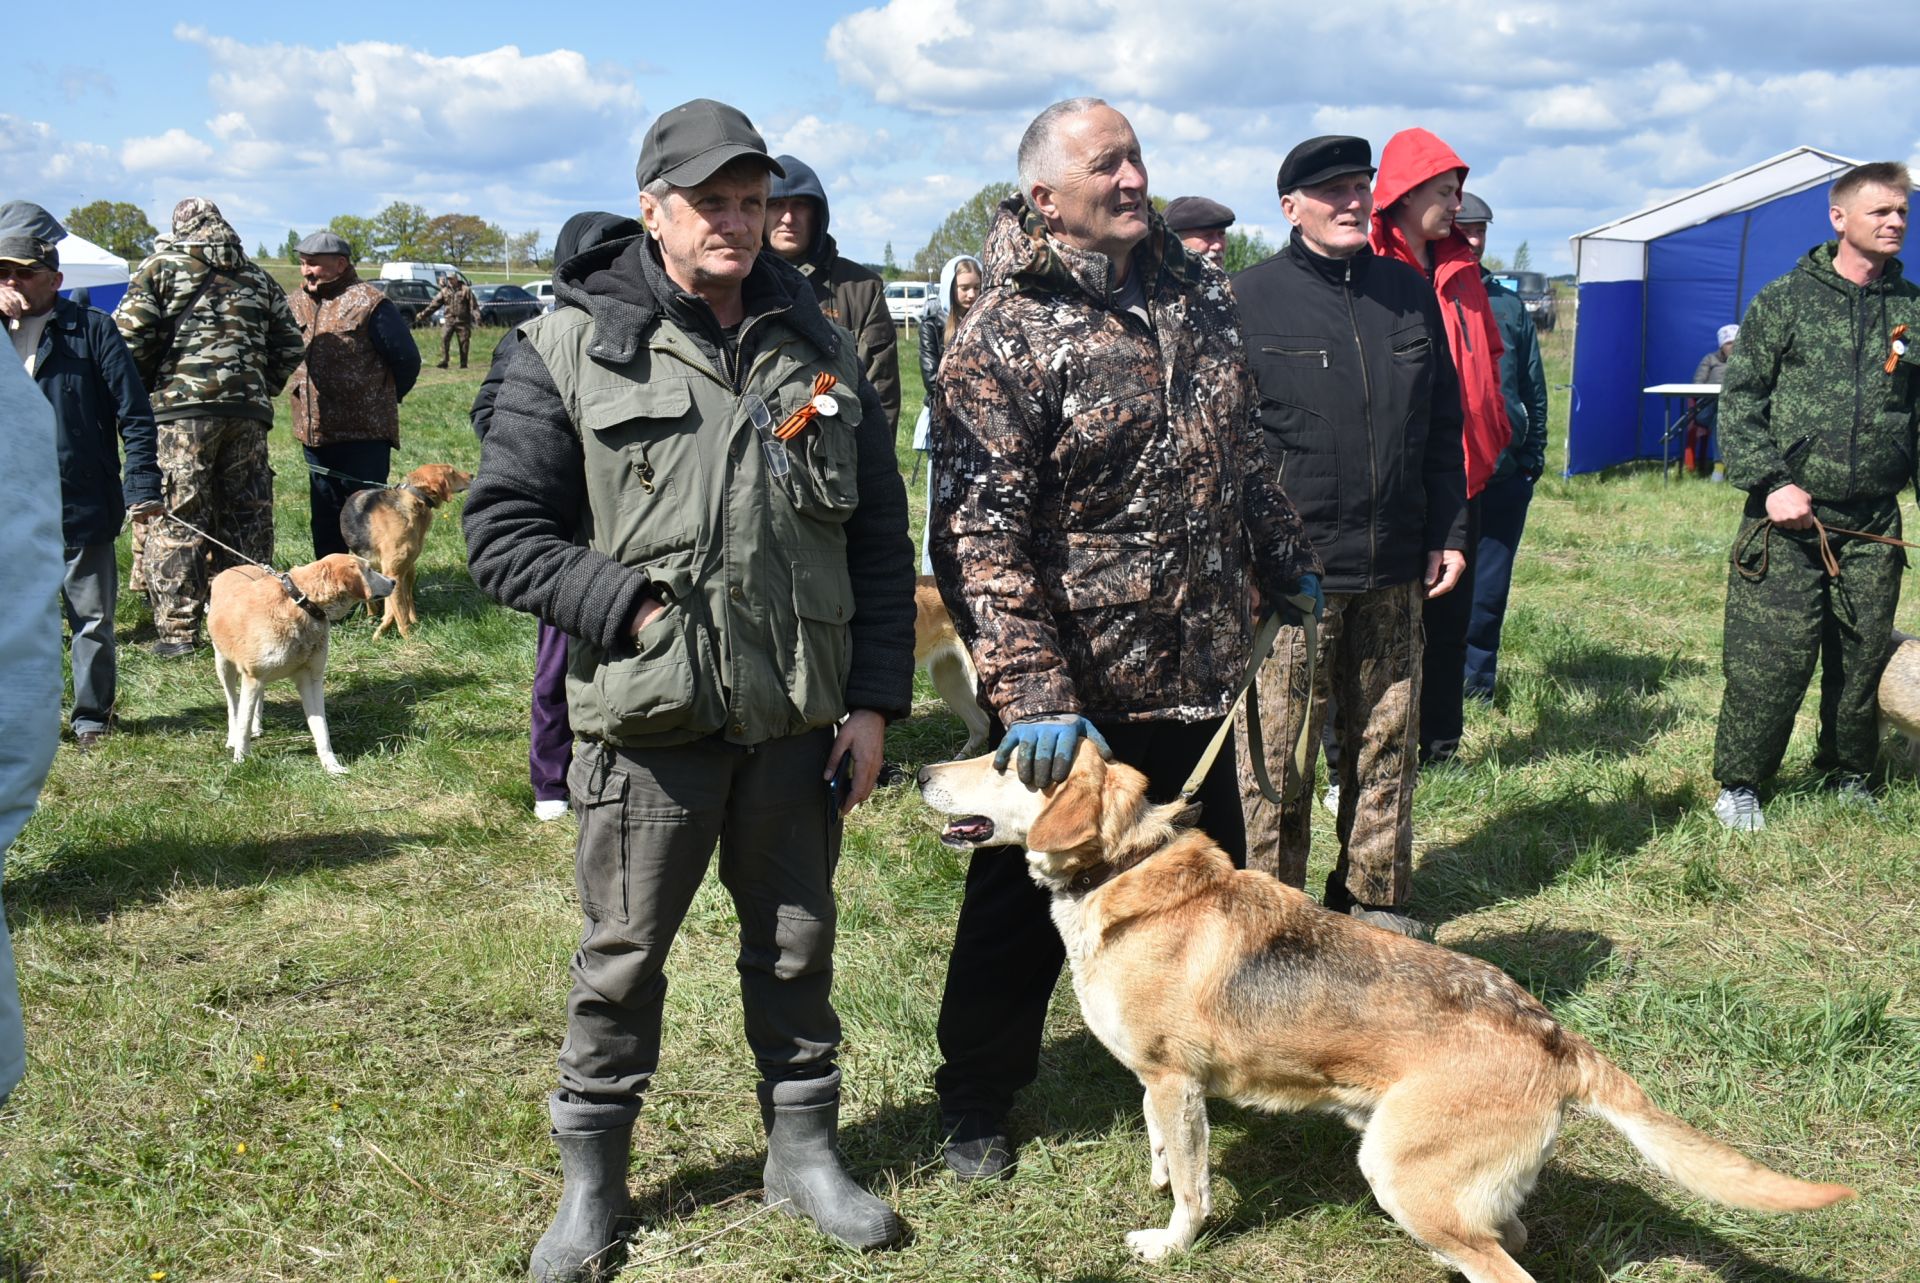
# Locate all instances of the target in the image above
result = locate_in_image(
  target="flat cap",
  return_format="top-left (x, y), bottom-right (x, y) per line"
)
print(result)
top-left (295, 230), bottom-right (353, 259)
top-left (1277, 135), bottom-right (1375, 195)
top-left (1163, 196), bottom-right (1236, 233)
top-left (636, 98), bottom-right (784, 190)
top-left (1456, 191), bottom-right (1493, 224)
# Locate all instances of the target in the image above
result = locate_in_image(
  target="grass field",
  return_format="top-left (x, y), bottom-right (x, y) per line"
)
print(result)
top-left (2, 317), bottom-right (1917, 1282)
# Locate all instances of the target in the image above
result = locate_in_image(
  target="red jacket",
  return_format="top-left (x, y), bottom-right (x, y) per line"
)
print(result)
top-left (1369, 128), bottom-right (1511, 499)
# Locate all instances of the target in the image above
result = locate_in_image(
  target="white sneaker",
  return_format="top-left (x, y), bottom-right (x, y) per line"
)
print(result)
top-left (1321, 783), bottom-right (1340, 815)
top-left (1713, 787), bottom-right (1764, 831)
top-left (533, 798), bottom-right (570, 822)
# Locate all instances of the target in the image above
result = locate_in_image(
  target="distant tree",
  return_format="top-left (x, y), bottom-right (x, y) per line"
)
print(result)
top-left (882, 241), bottom-right (899, 280)
top-left (327, 214), bottom-right (379, 261)
top-left (425, 213), bottom-right (492, 265)
top-left (913, 181), bottom-right (1017, 275)
top-left (371, 201), bottom-right (431, 260)
top-left (282, 228), bottom-right (302, 262)
top-left (1220, 228), bottom-right (1275, 274)
top-left (1482, 253), bottom-right (1507, 272)
top-left (506, 228), bottom-right (541, 272)
top-left (1512, 240), bottom-right (1532, 272)
top-left (66, 200), bottom-right (156, 262)
top-left (254, 242), bottom-right (270, 260)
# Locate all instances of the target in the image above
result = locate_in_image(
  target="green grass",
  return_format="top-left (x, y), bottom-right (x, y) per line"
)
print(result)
top-left (3, 320), bottom-right (1916, 1281)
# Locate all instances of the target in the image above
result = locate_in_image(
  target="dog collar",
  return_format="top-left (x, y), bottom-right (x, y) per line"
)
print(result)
top-left (277, 571), bottom-right (328, 621)
top-left (400, 483), bottom-right (440, 508)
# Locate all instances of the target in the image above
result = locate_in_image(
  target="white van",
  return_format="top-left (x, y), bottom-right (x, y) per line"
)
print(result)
top-left (525, 280), bottom-right (557, 313)
top-left (885, 280), bottom-right (931, 325)
top-left (380, 261), bottom-right (458, 285)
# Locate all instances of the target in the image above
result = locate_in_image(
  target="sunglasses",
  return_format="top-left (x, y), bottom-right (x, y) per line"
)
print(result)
top-left (0, 264), bottom-right (51, 281)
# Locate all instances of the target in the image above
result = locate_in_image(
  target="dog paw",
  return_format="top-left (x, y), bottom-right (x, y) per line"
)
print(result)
top-left (321, 758), bottom-right (350, 776)
top-left (1126, 1228), bottom-right (1185, 1262)
top-left (1150, 1157), bottom-right (1170, 1192)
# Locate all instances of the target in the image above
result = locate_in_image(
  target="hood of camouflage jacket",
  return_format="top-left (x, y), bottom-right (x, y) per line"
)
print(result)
top-left (979, 196), bottom-right (1197, 308)
top-left (157, 203), bottom-right (250, 274)
top-left (1798, 238), bottom-right (1909, 297)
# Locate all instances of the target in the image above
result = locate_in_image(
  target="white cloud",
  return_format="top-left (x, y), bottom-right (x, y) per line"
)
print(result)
top-left (122, 128), bottom-right (215, 173)
top-left (1524, 87), bottom-right (1621, 132)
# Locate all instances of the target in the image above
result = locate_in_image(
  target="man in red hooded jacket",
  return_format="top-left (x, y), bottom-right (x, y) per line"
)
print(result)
top-left (1371, 128), bottom-right (1512, 764)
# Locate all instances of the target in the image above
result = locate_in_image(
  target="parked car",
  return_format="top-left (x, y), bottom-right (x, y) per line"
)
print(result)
top-left (525, 280), bottom-right (557, 313)
top-left (885, 279), bottom-right (931, 325)
top-left (471, 283), bottom-right (543, 328)
top-left (1494, 271), bottom-right (1557, 331)
top-left (366, 277), bottom-right (437, 327)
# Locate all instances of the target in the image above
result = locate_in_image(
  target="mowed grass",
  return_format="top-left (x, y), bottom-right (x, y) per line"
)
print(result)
top-left (3, 317), bottom-right (1917, 1282)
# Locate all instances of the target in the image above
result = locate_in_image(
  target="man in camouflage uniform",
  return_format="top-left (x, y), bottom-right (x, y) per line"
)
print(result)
top-left (926, 98), bottom-right (1320, 1180)
top-left (1231, 137), bottom-right (1468, 937)
top-left (115, 198), bottom-right (305, 657)
top-left (424, 271), bottom-right (478, 368)
top-left (1712, 161), bottom-right (1920, 830)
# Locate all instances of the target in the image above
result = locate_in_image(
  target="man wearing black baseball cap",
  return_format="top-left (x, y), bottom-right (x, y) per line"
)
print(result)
top-left (465, 98), bottom-right (913, 1278)
top-left (1231, 136), bottom-right (1467, 939)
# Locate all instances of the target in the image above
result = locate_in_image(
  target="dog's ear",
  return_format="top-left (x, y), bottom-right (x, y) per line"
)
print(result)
top-left (1024, 745), bottom-right (1106, 853)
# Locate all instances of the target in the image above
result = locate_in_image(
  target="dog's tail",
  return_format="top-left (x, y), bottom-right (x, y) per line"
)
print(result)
top-left (1570, 1039), bottom-right (1854, 1212)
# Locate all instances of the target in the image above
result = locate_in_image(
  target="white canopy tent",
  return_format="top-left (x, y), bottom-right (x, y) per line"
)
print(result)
top-left (55, 230), bottom-right (130, 311)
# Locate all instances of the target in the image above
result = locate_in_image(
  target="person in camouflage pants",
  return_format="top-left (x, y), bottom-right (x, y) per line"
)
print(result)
top-left (1711, 162), bottom-right (1920, 830)
top-left (115, 198), bottom-right (305, 656)
top-left (424, 272), bottom-right (477, 368)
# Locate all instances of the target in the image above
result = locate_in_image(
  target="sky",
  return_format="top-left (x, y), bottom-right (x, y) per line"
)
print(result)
top-left (12, 1), bottom-right (1920, 276)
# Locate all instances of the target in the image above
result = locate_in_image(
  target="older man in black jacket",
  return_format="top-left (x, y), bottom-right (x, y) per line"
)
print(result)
top-left (2, 208), bottom-right (161, 749)
top-left (1232, 137), bottom-right (1467, 938)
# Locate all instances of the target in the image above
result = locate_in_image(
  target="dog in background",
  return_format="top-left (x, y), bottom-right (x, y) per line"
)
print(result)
top-left (339, 464), bottom-right (472, 639)
top-left (1882, 629), bottom-right (1920, 767)
top-left (919, 745), bottom-right (1853, 1280)
top-left (208, 554), bottom-right (395, 775)
top-left (915, 576), bottom-right (990, 756)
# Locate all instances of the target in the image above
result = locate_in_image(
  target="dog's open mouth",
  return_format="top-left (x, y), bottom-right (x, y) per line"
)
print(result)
top-left (940, 815), bottom-right (996, 847)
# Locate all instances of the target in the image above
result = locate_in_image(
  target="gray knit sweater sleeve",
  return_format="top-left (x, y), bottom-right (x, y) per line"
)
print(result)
top-left (461, 339), bottom-right (650, 652)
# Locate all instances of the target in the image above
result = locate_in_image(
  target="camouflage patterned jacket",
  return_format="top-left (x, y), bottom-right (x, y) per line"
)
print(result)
top-left (1722, 241), bottom-right (1920, 504)
top-left (424, 277), bottom-right (478, 327)
top-left (114, 228), bottom-right (305, 425)
top-left (929, 199), bottom-right (1319, 725)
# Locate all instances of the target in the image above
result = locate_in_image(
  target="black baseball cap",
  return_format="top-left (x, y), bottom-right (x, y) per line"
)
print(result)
top-left (1277, 136), bottom-right (1375, 196)
top-left (636, 99), bottom-right (785, 190)
top-left (1164, 196), bottom-right (1236, 233)
top-left (0, 235), bottom-right (56, 271)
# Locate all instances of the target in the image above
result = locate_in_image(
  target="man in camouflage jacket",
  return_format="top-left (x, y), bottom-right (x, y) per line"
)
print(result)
top-left (925, 99), bottom-right (1319, 1179)
top-left (1711, 162), bottom-right (1920, 830)
top-left (115, 198), bottom-right (305, 655)
top-left (423, 272), bottom-right (478, 369)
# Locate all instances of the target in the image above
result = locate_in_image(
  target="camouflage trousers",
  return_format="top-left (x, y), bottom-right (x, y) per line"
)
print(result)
top-left (147, 417), bottom-right (275, 644)
top-left (1238, 579), bottom-right (1423, 908)
top-left (1712, 499), bottom-right (1904, 787)
top-left (438, 324), bottom-right (472, 368)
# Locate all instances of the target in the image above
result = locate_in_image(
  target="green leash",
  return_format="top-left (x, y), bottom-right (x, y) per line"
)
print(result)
top-left (1178, 595), bottom-right (1319, 807)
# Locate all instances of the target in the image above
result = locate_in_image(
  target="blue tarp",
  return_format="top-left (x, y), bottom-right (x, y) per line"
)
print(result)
top-left (1568, 184), bottom-right (1837, 475)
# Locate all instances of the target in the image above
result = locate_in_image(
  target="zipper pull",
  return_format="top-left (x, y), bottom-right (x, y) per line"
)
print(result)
top-left (1321, 352), bottom-right (1329, 369)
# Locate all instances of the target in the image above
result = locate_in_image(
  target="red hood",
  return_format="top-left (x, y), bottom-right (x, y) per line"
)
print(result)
top-left (1371, 127), bottom-right (1468, 216)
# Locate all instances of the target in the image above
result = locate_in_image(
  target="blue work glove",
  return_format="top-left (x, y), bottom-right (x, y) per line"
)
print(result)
top-left (994, 715), bottom-right (1114, 788)
top-left (1279, 572), bottom-right (1324, 626)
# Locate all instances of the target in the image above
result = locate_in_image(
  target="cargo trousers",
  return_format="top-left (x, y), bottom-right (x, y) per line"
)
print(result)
top-left (1712, 496), bottom-right (1904, 788)
top-left (547, 729), bottom-right (844, 1134)
top-left (1238, 579), bottom-right (1423, 909)
top-left (145, 416), bottom-right (274, 644)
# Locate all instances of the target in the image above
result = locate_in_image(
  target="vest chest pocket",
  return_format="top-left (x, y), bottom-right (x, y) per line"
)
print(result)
top-left (592, 552), bottom-right (722, 740)
top-left (781, 383), bottom-right (862, 520)
top-left (785, 559), bottom-right (855, 727)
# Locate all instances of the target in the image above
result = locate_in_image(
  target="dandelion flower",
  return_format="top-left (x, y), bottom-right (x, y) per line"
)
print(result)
top-left (234, 1142), bottom-right (247, 1155)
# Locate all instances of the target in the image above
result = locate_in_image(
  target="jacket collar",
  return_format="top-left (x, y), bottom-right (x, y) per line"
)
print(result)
top-left (1284, 227), bottom-right (1372, 286)
top-left (982, 196), bottom-right (1202, 310)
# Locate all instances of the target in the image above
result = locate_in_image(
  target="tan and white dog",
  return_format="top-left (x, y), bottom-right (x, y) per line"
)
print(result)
top-left (1881, 629), bottom-right (1920, 767)
top-left (339, 463), bottom-right (471, 639)
top-left (918, 744), bottom-right (1853, 1281)
top-left (915, 576), bottom-right (990, 756)
top-left (208, 555), bottom-right (395, 774)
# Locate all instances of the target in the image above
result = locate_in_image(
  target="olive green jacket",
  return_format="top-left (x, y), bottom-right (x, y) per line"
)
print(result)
top-left (1721, 241), bottom-right (1920, 503)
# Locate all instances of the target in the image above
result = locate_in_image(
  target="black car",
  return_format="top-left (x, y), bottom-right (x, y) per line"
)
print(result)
top-left (367, 277), bottom-right (437, 327)
top-left (472, 284), bottom-right (543, 328)
top-left (1494, 271), bottom-right (1556, 332)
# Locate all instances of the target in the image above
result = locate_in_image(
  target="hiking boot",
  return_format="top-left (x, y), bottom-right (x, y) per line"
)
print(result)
top-left (1351, 905), bottom-right (1432, 940)
top-left (528, 1127), bottom-right (631, 1282)
top-left (939, 1110), bottom-right (1013, 1181)
top-left (1420, 738), bottom-right (1460, 767)
top-left (759, 1070), bottom-right (905, 1249)
top-left (149, 639), bottom-right (197, 659)
top-left (1713, 786), bottom-right (1765, 831)
top-left (74, 729), bottom-right (110, 752)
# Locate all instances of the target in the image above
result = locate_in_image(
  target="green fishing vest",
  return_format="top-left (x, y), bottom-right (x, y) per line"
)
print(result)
top-left (527, 302), bottom-right (865, 747)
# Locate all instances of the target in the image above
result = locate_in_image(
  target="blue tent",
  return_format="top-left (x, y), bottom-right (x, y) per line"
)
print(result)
top-left (1565, 147), bottom-right (1861, 476)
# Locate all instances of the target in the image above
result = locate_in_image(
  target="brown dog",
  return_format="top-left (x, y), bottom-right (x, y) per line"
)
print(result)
top-left (208, 555), bottom-right (395, 774)
top-left (918, 745), bottom-right (1853, 1280)
top-left (915, 576), bottom-right (990, 756)
top-left (339, 463), bottom-right (471, 638)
